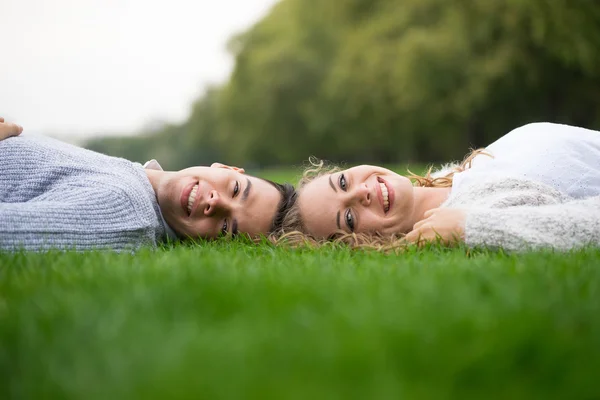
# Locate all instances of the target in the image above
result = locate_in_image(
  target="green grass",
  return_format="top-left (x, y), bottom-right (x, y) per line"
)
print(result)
top-left (251, 163), bottom-right (421, 184)
top-left (2, 243), bottom-right (600, 399)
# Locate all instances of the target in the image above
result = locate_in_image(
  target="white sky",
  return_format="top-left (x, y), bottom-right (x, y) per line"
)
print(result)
top-left (0, 0), bottom-right (278, 139)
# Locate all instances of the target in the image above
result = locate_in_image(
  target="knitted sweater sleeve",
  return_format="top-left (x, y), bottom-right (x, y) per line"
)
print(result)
top-left (464, 196), bottom-right (600, 251)
top-left (0, 184), bottom-right (158, 252)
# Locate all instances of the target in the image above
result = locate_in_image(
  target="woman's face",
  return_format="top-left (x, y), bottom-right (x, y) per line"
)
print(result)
top-left (297, 165), bottom-right (416, 238)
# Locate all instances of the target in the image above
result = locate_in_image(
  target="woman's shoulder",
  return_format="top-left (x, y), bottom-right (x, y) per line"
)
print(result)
top-left (444, 177), bottom-right (569, 209)
top-left (488, 122), bottom-right (600, 152)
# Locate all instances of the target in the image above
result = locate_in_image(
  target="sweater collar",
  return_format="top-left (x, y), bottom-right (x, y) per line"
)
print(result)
top-left (143, 159), bottom-right (179, 242)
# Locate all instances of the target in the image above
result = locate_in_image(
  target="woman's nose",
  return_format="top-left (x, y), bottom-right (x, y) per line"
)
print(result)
top-left (204, 190), bottom-right (228, 216)
top-left (353, 183), bottom-right (371, 207)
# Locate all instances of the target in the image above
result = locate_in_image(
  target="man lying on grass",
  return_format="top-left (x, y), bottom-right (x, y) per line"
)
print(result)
top-left (0, 118), bottom-right (295, 251)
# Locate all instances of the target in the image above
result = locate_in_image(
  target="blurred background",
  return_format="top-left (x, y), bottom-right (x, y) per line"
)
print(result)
top-left (3, 0), bottom-right (600, 173)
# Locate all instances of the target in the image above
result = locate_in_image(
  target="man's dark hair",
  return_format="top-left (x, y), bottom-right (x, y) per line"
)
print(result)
top-left (263, 179), bottom-right (297, 234)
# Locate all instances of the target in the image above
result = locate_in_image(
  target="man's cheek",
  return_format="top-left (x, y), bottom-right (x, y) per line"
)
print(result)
top-left (189, 220), bottom-right (217, 239)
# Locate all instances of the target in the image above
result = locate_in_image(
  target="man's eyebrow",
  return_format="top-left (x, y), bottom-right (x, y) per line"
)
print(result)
top-left (328, 175), bottom-right (337, 192)
top-left (336, 210), bottom-right (341, 230)
top-left (242, 178), bottom-right (252, 201)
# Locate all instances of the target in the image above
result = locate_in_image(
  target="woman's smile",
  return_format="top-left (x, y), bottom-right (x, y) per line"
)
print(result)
top-left (376, 176), bottom-right (395, 214)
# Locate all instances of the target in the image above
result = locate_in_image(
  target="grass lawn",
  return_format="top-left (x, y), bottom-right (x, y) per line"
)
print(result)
top-left (2, 243), bottom-right (600, 400)
top-left (250, 162), bottom-right (420, 185)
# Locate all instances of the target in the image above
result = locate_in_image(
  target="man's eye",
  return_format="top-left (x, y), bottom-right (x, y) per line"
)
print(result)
top-left (233, 181), bottom-right (240, 197)
top-left (339, 174), bottom-right (347, 191)
top-left (221, 220), bottom-right (228, 234)
top-left (345, 209), bottom-right (354, 231)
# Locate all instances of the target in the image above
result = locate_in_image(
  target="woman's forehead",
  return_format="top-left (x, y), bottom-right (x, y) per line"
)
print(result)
top-left (298, 174), bottom-right (339, 237)
top-left (302, 173), bottom-right (333, 194)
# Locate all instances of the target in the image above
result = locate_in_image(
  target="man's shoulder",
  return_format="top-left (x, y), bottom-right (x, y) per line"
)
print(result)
top-left (90, 167), bottom-right (161, 227)
top-left (1, 135), bottom-right (82, 152)
top-left (1, 135), bottom-right (136, 166)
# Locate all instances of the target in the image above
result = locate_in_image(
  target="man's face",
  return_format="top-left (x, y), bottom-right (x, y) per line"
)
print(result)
top-left (154, 164), bottom-right (281, 239)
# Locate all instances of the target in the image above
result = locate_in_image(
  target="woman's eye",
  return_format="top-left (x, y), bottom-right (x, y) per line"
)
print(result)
top-left (339, 174), bottom-right (347, 191)
top-left (345, 209), bottom-right (354, 231)
top-left (221, 220), bottom-right (228, 234)
top-left (233, 181), bottom-right (240, 197)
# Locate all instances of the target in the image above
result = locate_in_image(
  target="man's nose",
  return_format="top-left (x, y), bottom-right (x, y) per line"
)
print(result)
top-left (203, 190), bottom-right (229, 216)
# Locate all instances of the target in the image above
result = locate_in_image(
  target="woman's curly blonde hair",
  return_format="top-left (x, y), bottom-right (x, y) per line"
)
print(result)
top-left (272, 149), bottom-right (491, 251)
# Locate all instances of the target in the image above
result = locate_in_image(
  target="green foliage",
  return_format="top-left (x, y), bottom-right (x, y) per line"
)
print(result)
top-left (2, 244), bottom-right (600, 399)
top-left (86, 89), bottom-right (224, 169)
top-left (87, 0), bottom-right (600, 169)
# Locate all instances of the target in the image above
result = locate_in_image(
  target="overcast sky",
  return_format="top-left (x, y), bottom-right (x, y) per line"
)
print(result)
top-left (0, 0), bottom-right (278, 139)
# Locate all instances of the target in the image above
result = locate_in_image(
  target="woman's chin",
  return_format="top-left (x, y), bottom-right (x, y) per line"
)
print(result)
top-left (377, 223), bottom-right (401, 236)
top-left (379, 217), bottom-right (412, 236)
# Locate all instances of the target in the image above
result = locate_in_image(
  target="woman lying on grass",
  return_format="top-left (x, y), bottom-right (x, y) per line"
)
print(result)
top-left (0, 118), bottom-right (295, 252)
top-left (279, 123), bottom-right (600, 251)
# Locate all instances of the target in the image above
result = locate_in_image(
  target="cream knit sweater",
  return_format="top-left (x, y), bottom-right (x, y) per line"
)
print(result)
top-left (442, 178), bottom-right (600, 251)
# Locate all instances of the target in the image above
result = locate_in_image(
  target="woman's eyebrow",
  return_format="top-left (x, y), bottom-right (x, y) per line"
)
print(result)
top-left (336, 210), bottom-right (341, 229)
top-left (328, 175), bottom-right (337, 192)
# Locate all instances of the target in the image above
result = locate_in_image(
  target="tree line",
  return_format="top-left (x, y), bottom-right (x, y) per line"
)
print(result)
top-left (87, 0), bottom-right (600, 169)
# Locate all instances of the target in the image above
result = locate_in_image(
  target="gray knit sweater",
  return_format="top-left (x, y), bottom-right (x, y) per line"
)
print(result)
top-left (0, 136), bottom-right (165, 251)
top-left (442, 178), bottom-right (600, 251)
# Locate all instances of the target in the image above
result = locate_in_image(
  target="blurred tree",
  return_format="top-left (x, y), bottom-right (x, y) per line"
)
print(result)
top-left (85, 124), bottom-right (183, 166)
top-left (215, 0), bottom-right (345, 164)
top-left (88, 0), bottom-right (600, 168)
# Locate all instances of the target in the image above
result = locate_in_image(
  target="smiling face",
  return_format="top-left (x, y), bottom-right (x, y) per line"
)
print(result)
top-left (297, 165), bottom-right (416, 238)
top-left (152, 165), bottom-right (281, 239)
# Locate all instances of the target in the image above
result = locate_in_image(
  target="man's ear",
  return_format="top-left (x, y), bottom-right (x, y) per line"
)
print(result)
top-left (210, 162), bottom-right (245, 174)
